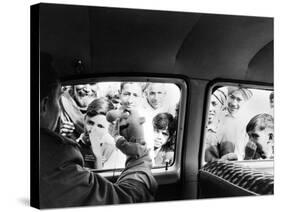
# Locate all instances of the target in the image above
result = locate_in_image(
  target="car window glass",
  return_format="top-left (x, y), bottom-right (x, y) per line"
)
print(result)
top-left (60, 81), bottom-right (181, 170)
top-left (203, 86), bottom-right (273, 163)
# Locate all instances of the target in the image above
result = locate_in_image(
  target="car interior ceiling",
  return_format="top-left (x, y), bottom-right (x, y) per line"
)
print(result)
top-left (40, 4), bottom-right (273, 84)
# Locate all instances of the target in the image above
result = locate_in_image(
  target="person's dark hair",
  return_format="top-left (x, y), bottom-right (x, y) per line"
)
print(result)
top-left (40, 52), bottom-right (59, 101)
top-left (269, 91), bottom-right (274, 103)
top-left (246, 113), bottom-right (274, 134)
top-left (86, 97), bottom-right (114, 117)
top-left (153, 113), bottom-right (176, 151)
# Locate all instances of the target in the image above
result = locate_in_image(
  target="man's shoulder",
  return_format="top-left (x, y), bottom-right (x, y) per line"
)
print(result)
top-left (40, 128), bottom-right (80, 149)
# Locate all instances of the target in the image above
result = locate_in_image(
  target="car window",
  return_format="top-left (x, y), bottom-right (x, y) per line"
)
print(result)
top-left (59, 80), bottom-right (182, 170)
top-left (203, 85), bottom-right (273, 164)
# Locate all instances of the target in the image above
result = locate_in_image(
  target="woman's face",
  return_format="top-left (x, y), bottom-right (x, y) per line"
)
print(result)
top-left (84, 114), bottom-right (110, 143)
top-left (153, 128), bottom-right (170, 149)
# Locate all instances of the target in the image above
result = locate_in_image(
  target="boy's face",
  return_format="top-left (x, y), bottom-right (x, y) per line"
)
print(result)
top-left (153, 128), bottom-right (170, 149)
top-left (146, 84), bottom-right (166, 110)
top-left (120, 83), bottom-right (142, 110)
top-left (84, 114), bottom-right (109, 143)
top-left (227, 91), bottom-right (245, 115)
top-left (248, 127), bottom-right (274, 158)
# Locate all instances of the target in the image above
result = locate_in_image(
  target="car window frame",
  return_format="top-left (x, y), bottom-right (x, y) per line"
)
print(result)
top-left (200, 80), bottom-right (274, 167)
top-left (61, 75), bottom-right (188, 180)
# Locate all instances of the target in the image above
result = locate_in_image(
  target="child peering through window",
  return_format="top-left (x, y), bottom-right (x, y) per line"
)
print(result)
top-left (152, 113), bottom-right (176, 166)
top-left (244, 113), bottom-right (274, 160)
top-left (77, 97), bottom-right (126, 169)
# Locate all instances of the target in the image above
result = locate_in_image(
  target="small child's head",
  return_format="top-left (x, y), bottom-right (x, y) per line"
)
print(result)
top-left (246, 113), bottom-right (274, 158)
top-left (152, 113), bottom-right (176, 150)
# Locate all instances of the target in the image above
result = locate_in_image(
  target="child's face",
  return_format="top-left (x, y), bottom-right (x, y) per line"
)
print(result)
top-left (248, 127), bottom-right (274, 158)
top-left (153, 128), bottom-right (170, 149)
top-left (84, 114), bottom-right (110, 143)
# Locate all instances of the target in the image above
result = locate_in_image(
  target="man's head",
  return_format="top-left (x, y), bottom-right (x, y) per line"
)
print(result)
top-left (246, 113), bottom-right (274, 158)
top-left (208, 88), bottom-right (227, 125)
top-left (227, 86), bottom-right (253, 116)
top-left (145, 83), bottom-right (166, 110)
top-left (72, 84), bottom-right (98, 110)
top-left (119, 82), bottom-right (143, 110)
top-left (40, 52), bottom-right (61, 131)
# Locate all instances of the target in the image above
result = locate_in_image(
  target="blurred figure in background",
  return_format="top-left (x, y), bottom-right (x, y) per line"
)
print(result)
top-left (269, 91), bottom-right (274, 109)
top-left (59, 83), bottom-right (99, 140)
top-left (204, 87), bottom-right (228, 162)
top-left (143, 83), bottom-right (167, 113)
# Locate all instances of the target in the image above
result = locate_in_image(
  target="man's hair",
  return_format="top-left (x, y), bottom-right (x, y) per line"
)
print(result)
top-left (120, 82), bottom-right (142, 92)
top-left (86, 97), bottom-right (114, 117)
top-left (246, 113), bottom-right (274, 134)
top-left (40, 52), bottom-right (59, 101)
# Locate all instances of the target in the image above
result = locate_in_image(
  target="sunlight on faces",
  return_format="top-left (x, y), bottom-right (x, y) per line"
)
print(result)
top-left (153, 128), bottom-right (170, 149)
top-left (227, 91), bottom-right (245, 115)
top-left (84, 114), bottom-right (110, 144)
top-left (208, 95), bottom-right (223, 125)
top-left (119, 83), bottom-right (142, 110)
top-left (146, 83), bottom-right (166, 109)
top-left (248, 127), bottom-right (274, 158)
top-left (73, 84), bottom-right (98, 108)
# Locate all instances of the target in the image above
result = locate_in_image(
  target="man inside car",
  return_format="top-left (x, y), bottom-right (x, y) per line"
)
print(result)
top-left (39, 53), bottom-right (157, 208)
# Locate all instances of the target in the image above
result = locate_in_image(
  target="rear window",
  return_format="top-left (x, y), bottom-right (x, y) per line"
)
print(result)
top-left (59, 79), bottom-right (184, 170)
top-left (202, 84), bottom-right (273, 164)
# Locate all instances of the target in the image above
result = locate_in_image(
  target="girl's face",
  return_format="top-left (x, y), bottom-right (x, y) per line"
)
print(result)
top-left (84, 114), bottom-right (110, 143)
top-left (153, 128), bottom-right (170, 149)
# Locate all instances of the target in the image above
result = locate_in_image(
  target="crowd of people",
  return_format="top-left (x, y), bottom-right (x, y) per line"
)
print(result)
top-left (57, 81), bottom-right (180, 169)
top-left (204, 86), bottom-right (274, 162)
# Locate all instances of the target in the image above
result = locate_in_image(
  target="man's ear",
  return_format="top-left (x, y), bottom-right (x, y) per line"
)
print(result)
top-left (40, 96), bottom-right (49, 116)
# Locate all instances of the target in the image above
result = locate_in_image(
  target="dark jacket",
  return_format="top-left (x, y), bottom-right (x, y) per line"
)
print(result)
top-left (39, 128), bottom-right (157, 208)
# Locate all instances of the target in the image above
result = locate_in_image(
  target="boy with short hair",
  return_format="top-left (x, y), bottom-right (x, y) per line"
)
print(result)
top-left (244, 113), bottom-right (274, 160)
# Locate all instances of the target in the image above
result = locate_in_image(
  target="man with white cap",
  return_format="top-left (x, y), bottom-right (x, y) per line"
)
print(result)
top-left (219, 86), bottom-right (253, 160)
top-left (226, 86), bottom-right (253, 117)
